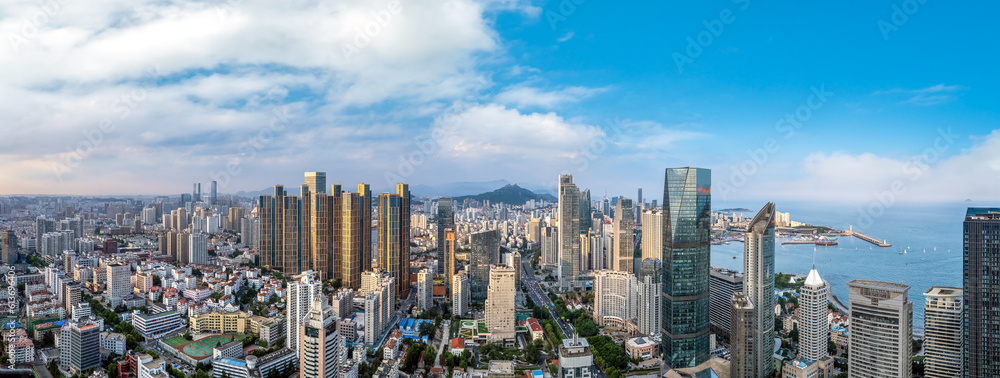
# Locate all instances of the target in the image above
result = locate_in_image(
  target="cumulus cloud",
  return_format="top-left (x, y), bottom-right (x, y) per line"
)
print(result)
top-left (493, 84), bottom-right (608, 108)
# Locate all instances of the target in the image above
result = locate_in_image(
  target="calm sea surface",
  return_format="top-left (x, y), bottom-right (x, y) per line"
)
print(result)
top-left (708, 200), bottom-right (990, 334)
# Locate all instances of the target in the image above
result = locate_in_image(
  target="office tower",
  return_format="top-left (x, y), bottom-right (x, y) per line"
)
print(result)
top-left (558, 333), bottom-right (594, 378)
top-left (661, 167), bottom-right (711, 368)
top-left (709, 269), bottom-right (743, 344)
top-left (210, 180), bottom-right (217, 205)
top-left (417, 269), bottom-right (433, 311)
top-left (193, 183), bottom-right (201, 202)
top-left (258, 185), bottom-right (306, 275)
top-left (637, 259), bottom-right (661, 336)
top-left (637, 188), bottom-right (642, 212)
top-left (558, 174), bottom-right (581, 291)
top-left (510, 251), bottom-right (521, 284)
top-left (528, 218), bottom-right (541, 243)
top-left (742, 203), bottom-right (775, 377)
top-left (377, 184), bottom-right (410, 299)
top-left (730, 292), bottom-right (755, 378)
top-left (470, 229), bottom-right (500, 302)
top-left (299, 296), bottom-right (343, 378)
top-left (340, 191), bottom-right (363, 290)
top-left (964, 207), bottom-right (1000, 377)
top-left (304, 172), bottom-right (327, 194)
top-left (189, 233), bottom-right (208, 265)
top-left (106, 263), bottom-right (130, 300)
top-left (60, 321), bottom-right (101, 375)
top-left (452, 271), bottom-right (471, 318)
top-left (602, 197), bottom-right (610, 219)
top-left (612, 198), bottom-right (634, 273)
top-left (485, 265), bottom-right (516, 342)
top-left (542, 226), bottom-right (558, 268)
top-left (640, 209), bottom-right (662, 261)
top-left (579, 189), bottom-right (592, 233)
top-left (923, 287), bottom-right (963, 378)
top-left (358, 184), bottom-right (372, 271)
top-left (799, 267), bottom-right (829, 363)
top-left (287, 271), bottom-right (322, 350)
top-left (437, 198), bottom-right (454, 275)
top-left (848, 280), bottom-right (912, 378)
top-left (444, 228), bottom-right (456, 297)
top-left (593, 270), bottom-right (637, 329)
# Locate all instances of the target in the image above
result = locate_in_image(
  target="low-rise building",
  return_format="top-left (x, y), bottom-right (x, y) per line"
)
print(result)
top-left (132, 310), bottom-right (182, 340)
top-left (625, 337), bottom-right (659, 360)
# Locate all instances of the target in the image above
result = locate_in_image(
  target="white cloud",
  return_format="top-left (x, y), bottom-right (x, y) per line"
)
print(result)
top-left (493, 84), bottom-right (608, 108)
top-left (873, 84), bottom-right (968, 106)
top-left (557, 31), bottom-right (574, 43)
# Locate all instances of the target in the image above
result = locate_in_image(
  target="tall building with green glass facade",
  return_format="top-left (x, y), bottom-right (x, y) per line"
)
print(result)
top-left (661, 167), bottom-right (711, 368)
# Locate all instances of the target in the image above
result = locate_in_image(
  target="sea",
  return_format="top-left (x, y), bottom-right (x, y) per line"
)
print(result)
top-left (708, 200), bottom-right (990, 335)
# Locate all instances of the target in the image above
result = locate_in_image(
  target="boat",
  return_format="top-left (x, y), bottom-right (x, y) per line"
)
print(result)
top-left (732, 256), bottom-right (737, 259)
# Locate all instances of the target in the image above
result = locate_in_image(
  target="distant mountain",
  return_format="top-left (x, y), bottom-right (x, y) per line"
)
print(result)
top-left (233, 179), bottom-right (558, 201)
top-left (452, 184), bottom-right (557, 205)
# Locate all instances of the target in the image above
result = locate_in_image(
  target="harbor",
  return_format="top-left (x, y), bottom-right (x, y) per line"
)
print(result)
top-left (849, 228), bottom-right (892, 247)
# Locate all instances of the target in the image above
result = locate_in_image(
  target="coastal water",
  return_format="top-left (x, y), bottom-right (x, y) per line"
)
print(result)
top-left (708, 200), bottom-right (987, 334)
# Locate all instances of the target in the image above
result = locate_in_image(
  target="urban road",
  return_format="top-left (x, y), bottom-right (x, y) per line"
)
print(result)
top-left (520, 251), bottom-right (574, 338)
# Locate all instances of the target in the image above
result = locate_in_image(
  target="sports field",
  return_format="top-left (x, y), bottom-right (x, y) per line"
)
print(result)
top-left (178, 335), bottom-right (234, 360)
top-left (163, 336), bottom-right (188, 348)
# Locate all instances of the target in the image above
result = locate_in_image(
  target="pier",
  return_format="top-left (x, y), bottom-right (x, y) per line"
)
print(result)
top-left (849, 231), bottom-right (891, 247)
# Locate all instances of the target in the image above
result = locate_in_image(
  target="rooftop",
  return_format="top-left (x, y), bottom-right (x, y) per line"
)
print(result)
top-left (847, 279), bottom-right (910, 293)
top-left (488, 360), bottom-right (514, 374)
top-left (924, 286), bottom-right (963, 298)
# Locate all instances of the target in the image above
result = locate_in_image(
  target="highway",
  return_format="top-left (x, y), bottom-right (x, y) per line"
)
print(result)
top-left (520, 251), bottom-right (574, 339)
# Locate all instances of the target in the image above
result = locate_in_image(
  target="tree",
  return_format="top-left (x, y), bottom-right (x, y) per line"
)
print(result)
top-left (419, 321), bottom-right (437, 339)
top-left (789, 323), bottom-right (799, 343)
top-left (126, 334), bottom-right (139, 350)
top-left (828, 340), bottom-right (837, 355)
top-left (106, 362), bottom-right (119, 377)
top-left (425, 344), bottom-right (437, 366)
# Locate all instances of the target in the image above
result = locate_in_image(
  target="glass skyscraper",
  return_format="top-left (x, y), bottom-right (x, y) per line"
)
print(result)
top-left (743, 202), bottom-right (775, 377)
top-left (964, 207), bottom-right (1000, 377)
top-left (660, 167), bottom-right (711, 368)
top-left (437, 198), bottom-right (455, 275)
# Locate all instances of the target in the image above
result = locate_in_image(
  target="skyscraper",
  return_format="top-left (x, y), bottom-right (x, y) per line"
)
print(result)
top-left (304, 172), bottom-right (327, 194)
top-left (298, 295), bottom-right (343, 378)
top-left (742, 202), bottom-right (775, 377)
top-left (612, 198), bottom-right (634, 274)
top-left (661, 167), bottom-right (711, 368)
top-left (964, 207), bottom-right (1000, 377)
top-left (189, 233), bottom-right (208, 265)
top-left (59, 321), bottom-right (101, 375)
top-left (798, 267), bottom-right (829, 363)
top-left (193, 182), bottom-right (201, 202)
top-left (485, 265), bottom-right (516, 342)
top-left (470, 229), bottom-right (500, 302)
top-left (340, 191), bottom-right (364, 290)
top-left (106, 263), bottom-right (130, 300)
top-left (453, 271), bottom-right (470, 317)
top-left (848, 280), bottom-right (912, 378)
top-left (579, 189), bottom-right (592, 233)
top-left (287, 271), bottom-right (321, 351)
top-left (378, 184), bottom-right (410, 299)
top-left (258, 185), bottom-right (306, 275)
top-left (542, 226), bottom-right (558, 268)
top-left (708, 268), bottom-right (743, 344)
top-left (637, 259), bottom-right (661, 336)
top-left (444, 228), bottom-right (456, 297)
top-left (437, 198), bottom-right (454, 275)
top-left (358, 184), bottom-right (372, 271)
top-left (640, 209), bottom-right (662, 261)
top-left (210, 180), bottom-right (217, 205)
top-left (923, 287), bottom-right (962, 378)
top-left (510, 250), bottom-right (521, 284)
top-left (729, 292), bottom-right (755, 378)
top-left (558, 174), bottom-right (581, 291)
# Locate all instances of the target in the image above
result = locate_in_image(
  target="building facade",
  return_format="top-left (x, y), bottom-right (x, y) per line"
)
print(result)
top-left (661, 167), bottom-right (711, 368)
top-left (485, 265), bottom-right (516, 342)
top-left (799, 267), bottom-right (829, 363)
top-left (437, 198), bottom-right (454, 275)
top-left (742, 203), bottom-right (776, 377)
top-left (287, 271), bottom-right (321, 350)
top-left (847, 280), bottom-right (912, 378)
top-left (558, 174), bottom-right (581, 291)
top-left (964, 207), bottom-right (1000, 377)
top-left (923, 286), bottom-right (962, 378)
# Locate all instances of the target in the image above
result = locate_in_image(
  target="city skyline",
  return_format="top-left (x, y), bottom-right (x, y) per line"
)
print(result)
top-left (1, 2), bottom-right (999, 202)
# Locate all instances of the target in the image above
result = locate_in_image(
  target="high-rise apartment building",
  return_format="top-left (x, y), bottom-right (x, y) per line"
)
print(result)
top-left (848, 280), bottom-right (912, 378)
top-left (661, 167), bottom-right (711, 368)
top-left (189, 233), bottom-right (208, 265)
top-left (612, 198), bottom-right (634, 274)
top-left (528, 218), bottom-right (542, 244)
top-left (437, 198), bottom-right (454, 275)
top-left (742, 203), bottom-right (775, 377)
top-left (470, 229), bottom-right (501, 303)
top-left (640, 209), bottom-right (662, 261)
top-left (709, 268), bottom-right (743, 344)
top-left (510, 251), bottom-right (521, 284)
top-left (443, 228), bottom-right (456, 297)
top-left (287, 271), bottom-right (322, 351)
top-left (304, 172), bottom-right (327, 194)
top-left (358, 183), bottom-right (372, 272)
top-left (799, 267), bottom-right (829, 363)
top-left (378, 184), bottom-right (410, 299)
top-left (453, 271), bottom-right (470, 317)
top-left (417, 269), bottom-right (433, 311)
top-left (363, 272), bottom-right (394, 347)
top-left (59, 321), bottom-right (101, 375)
top-left (542, 226), bottom-right (558, 268)
top-left (729, 292), bottom-right (755, 378)
top-left (592, 270), bottom-right (637, 329)
top-left (340, 190), bottom-right (363, 290)
top-left (258, 186), bottom-right (305, 275)
top-left (485, 265), bottom-right (516, 342)
top-left (637, 259), bottom-right (661, 336)
top-left (558, 174), bottom-right (581, 291)
top-left (964, 207), bottom-right (1000, 377)
top-left (299, 296), bottom-right (343, 378)
top-left (923, 286), bottom-right (962, 378)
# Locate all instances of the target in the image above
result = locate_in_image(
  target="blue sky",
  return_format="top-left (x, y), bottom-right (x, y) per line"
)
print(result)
top-left (0, 0), bottom-right (997, 203)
